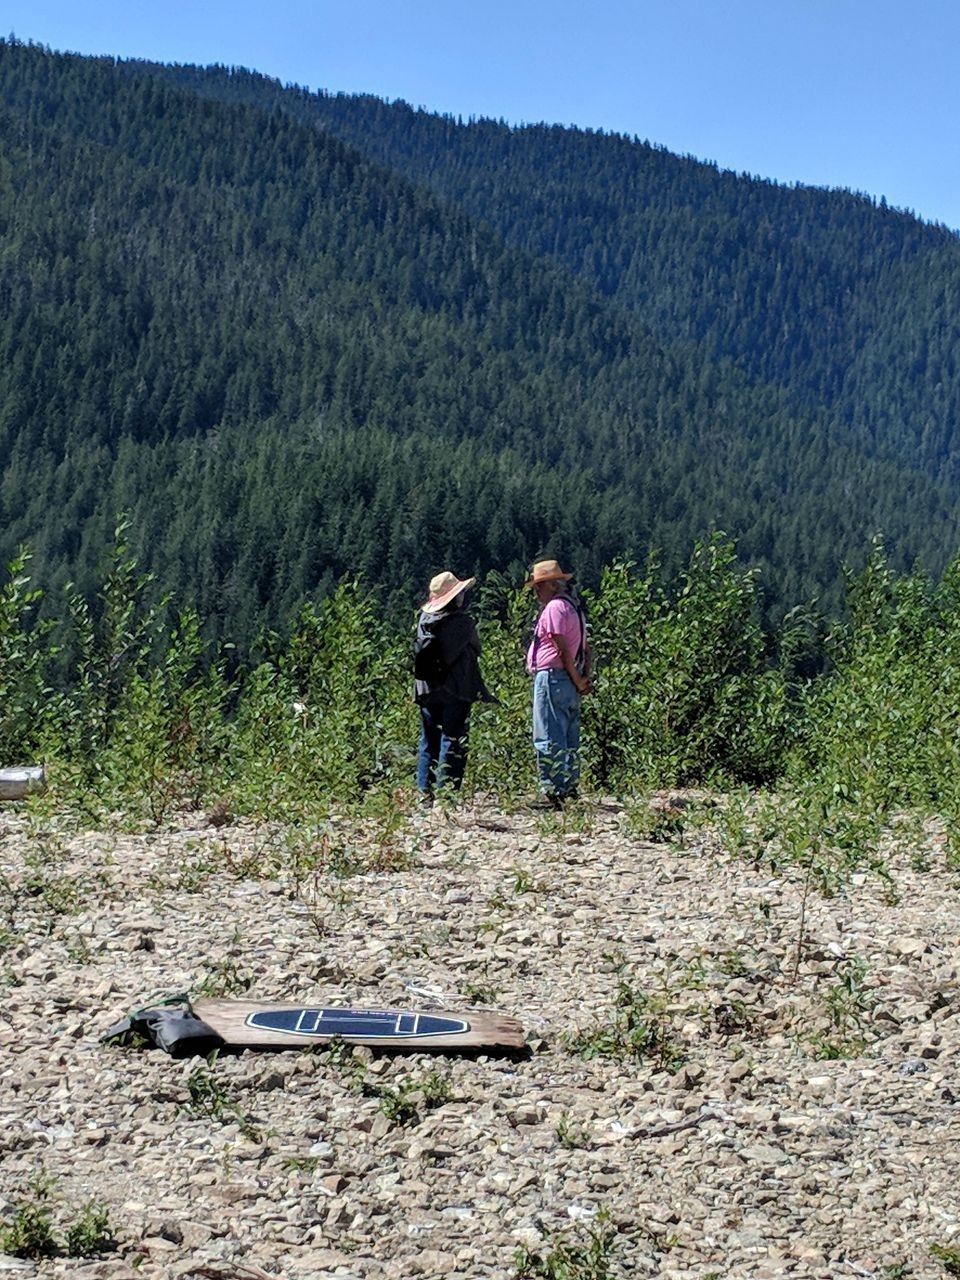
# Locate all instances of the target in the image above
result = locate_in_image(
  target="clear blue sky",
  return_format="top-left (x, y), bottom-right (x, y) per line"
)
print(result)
top-left (7, 0), bottom-right (960, 231)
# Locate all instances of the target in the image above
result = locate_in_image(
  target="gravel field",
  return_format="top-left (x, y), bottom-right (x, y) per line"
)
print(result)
top-left (1, 796), bottom-right (959, 1279)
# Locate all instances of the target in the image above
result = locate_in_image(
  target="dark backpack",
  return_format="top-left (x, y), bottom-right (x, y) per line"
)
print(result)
top-left (413, 628), bottom-right (449, 684)
top-left (575, 602), bottom-right (593, 676)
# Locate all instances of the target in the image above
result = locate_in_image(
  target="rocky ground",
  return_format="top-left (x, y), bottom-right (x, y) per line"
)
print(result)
top-left (1, 794), bottom-right (959, 1279)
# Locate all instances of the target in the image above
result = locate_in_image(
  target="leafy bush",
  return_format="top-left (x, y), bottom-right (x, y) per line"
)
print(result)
top-left (63, 1202), bottom-right (115, 1258)
top-left (776, 540), bottom-right (960, 883)
top-left (0, 1176), bottom-right (115, 1260)
top-left (466, 575), bottom-right (537, 798)
top-left (565, 959), bottom-right (685, 1070)
top-left (583, 539), bottom-right (791, 790)
top-left (514, 1210), bottom-right (621, 1279)
top-left (226, 585), bottom-right (413, 816)
top-left (8, 520), bottom-right (960, 836)
top-left (0, 548), bottom-right (56, 762)
top-left (0, 1181), bottom-right (57, 1259)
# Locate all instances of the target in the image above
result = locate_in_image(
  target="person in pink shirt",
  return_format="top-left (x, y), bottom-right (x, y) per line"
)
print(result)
top-left (525, 559), bottom-right (591, 807)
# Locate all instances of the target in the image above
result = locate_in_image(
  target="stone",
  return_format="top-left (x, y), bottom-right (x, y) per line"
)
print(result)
top-left (3, 799), bottom-right (959, 1280)
top-left (673, 1063), bottom-right (705, 1090)
top-left (890, 937), bottom-right (931, 958)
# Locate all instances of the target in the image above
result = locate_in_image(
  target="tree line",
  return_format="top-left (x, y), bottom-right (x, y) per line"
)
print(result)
top-left (4, 528), bottom-right (960, 902)
top-left (2, 39), bottom-right (960, 653)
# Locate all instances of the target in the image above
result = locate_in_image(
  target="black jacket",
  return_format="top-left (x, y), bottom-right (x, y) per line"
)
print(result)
top-left (413, 609), bottom-right (494, 705)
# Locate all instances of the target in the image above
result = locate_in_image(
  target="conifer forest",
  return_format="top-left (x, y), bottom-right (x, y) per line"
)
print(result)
top-left (7, 36), bottom-right (960, 1280)
top-left (3, 36), bottom-right (960, 856)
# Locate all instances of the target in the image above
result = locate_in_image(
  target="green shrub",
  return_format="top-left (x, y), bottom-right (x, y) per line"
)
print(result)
top-left (226, 585), bottom-right (413, 815)
top-left (11, 519), bottom-right (960, 834)
top-left (466, 575), bottom-right (538, 799)
top-left (514, 1210), bottom-right (620, 1279)
top-left (583, 540), bottom-right (791, 791)
top-left (0, 1184), bottom-right (57, 1259)
top-left (0, 548), bottom-right (57, 762)
top-left (63, 1202), bottom-right (115, 1258)
top-left (0, 1176), bottom-right (115, 1260)
top-left (566, 961), bottom-right (685, 1070)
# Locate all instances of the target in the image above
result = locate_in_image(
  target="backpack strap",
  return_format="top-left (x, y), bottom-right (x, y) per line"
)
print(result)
top-left (530, 596), bottom-right (586, 672)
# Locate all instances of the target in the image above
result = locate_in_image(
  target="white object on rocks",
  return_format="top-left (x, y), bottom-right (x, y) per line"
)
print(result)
top-left (567, 1203), bottom-right (600, 1221)
top-left (0, 765), bottom-right (45, 800)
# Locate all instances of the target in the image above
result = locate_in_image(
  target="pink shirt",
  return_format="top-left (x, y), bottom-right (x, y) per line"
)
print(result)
top-left (526, 597), bottom-right (583, 673)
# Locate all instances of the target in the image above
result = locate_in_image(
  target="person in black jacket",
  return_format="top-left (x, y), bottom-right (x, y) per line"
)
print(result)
top-left (414, 571), bottom-right (492, 804)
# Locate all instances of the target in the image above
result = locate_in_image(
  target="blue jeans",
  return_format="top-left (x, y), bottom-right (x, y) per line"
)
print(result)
top-left (417, 696), bottom-right (471, 795)
top-left (532, 670), bottom-right (581, 798)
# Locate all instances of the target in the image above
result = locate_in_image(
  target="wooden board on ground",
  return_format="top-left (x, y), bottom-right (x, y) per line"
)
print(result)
top-left (191, 998), bottom-right (525, 1050)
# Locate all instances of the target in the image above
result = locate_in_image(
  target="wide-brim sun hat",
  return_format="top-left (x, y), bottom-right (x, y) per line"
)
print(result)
top-left (525, 559), bottom-right (574, 587)
top-left (421, 571), bottom-right (476, 613)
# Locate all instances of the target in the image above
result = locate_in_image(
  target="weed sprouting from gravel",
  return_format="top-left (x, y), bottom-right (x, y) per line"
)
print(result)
top-left (931, 1242), bottom-right (960, 1276)
top-left (280, 1155), bottom-right (323, 1174)
top-left (323, 1038), bottom-right (369, 1091)
top-left (713, 999), bottom-right (756, 1038)
top-left (805, 956), bottom-right (876, 1059)
top-left (565, 958), bottom-right (685, 1070)
top-left (0, 1175), bottom-right (117, 1260)
top-left (372, 1068), bottom-right (453, 1128)
top-left (460, 978), bottom-right (501, 1006)
top-left (555, 1112), bottom-right (591, 1150)
top-left (193, 956), bottom-right (254, 998)
top-left (0, 1176), bottom-right (58, 1259)
top-left (625, 801), bottom-right (688, 846)
top-left (63, 1202), bottom-right (116, 1258)
top-left (185, 1052), bottom-right (261, 1139)
top-left (514, 1209), bottom-right (621, 1279)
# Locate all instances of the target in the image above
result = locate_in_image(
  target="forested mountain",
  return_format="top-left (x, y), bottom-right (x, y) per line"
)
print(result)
top-left (2, 38), bottom-right (960, 645)
top-left (150, 62), bottom-right (960, 484)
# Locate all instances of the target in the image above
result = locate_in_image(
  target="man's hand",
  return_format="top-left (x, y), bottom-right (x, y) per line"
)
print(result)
top-left (552, 631), bottom-right (591, 696)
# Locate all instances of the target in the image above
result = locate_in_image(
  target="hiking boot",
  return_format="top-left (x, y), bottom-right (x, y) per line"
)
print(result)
top-left (528, 793), bottom-right (563, 812)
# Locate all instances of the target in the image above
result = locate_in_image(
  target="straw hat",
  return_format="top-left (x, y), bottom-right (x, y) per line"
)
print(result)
top-left (421, 571), bottom-right (476, 614)
top-left (525, 559), bottom-right (573, 587)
